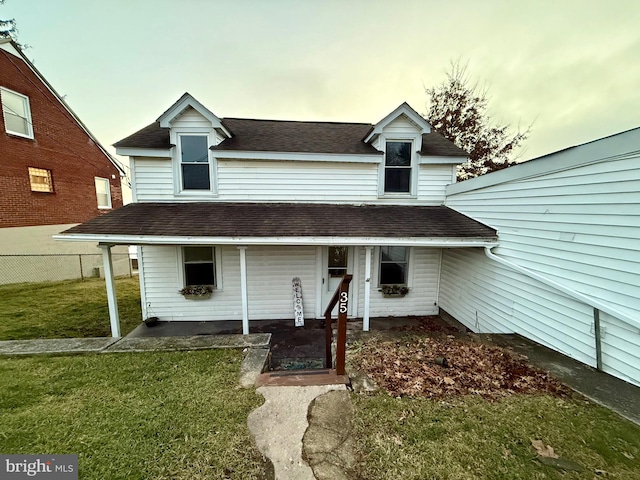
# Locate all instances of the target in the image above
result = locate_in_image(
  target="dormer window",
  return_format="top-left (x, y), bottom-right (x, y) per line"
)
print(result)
top-left (180, 135), bottom-right (210, 190)
top-left (384, 141), bottom-right (412, 193)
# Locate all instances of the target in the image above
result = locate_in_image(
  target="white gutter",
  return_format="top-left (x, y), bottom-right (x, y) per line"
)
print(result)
top-left (484, 246), bottom-right (640, 330)
top-left (54, 233), bottom-right (497, 248)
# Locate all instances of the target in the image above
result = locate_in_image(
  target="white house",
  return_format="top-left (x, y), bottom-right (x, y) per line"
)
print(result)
top-left (442, 127), bottom-right (640, 387)
top-left (56, 94), bottom-right (640, 387)
top-left (56, 93), bottom-right (498, 336)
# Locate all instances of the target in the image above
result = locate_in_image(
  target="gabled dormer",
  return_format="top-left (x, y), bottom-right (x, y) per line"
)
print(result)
top-left (364, 103), bottom-right (432, 198)
top-left (157, 93), bottom-right (232, 196)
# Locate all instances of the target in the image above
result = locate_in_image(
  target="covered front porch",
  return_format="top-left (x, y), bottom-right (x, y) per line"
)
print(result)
top-left (54, 202), bottom-right (498, 338)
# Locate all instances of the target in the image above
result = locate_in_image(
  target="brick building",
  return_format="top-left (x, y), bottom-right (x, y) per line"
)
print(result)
top-left (0, 39), bottom-right (127, 282)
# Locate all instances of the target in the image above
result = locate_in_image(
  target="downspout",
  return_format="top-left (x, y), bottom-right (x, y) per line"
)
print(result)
top-left (484, 246), bottom-right (640, 371)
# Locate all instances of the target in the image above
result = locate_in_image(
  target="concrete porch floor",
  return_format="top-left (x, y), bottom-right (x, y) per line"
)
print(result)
top-left (127, 316), bottom-right (452, 370)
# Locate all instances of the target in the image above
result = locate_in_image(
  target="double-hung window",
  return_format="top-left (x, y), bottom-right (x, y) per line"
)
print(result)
top-left (379, 246), bottom-right (409, 285)
top-left (1, 87), bottom-right (33, 138)
top-left (180, 135), bottom-right (210, 190)
top-left (384, 141), bottom-right (412, 193)
top-left (183, 247), bottom-right (216, 287)
top-left (95, 177), bottom-right (111, 209)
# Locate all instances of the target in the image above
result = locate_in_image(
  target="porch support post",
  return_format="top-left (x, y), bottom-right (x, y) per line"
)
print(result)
top-left (100, 244), bottom-right (121, 338)
top-left (238, 246), bottom-right (249, 335)
top-left (363, 246), bottom-right (373, 332)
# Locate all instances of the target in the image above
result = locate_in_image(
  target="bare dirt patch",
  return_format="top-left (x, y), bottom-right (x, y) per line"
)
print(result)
top-left (351, 335), bottom-right (570, 399)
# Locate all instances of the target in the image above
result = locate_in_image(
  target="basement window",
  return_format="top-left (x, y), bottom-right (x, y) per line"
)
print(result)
top-left (379, 246), bottom-right (409, 285)
top-left (28, 167), bottom-right (53, 193)
top-left (1, 87), bottom-right (33, 138)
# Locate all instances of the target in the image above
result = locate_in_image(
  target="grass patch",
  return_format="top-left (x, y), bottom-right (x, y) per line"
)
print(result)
top-left (0, 276), bottom-right (142, 340)
top-left (352, 393), bottom-right (640, 479)
top-left (0, 349), bottom-right (266, 479)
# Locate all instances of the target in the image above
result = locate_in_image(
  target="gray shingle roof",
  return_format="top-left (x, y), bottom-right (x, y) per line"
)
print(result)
top-left (61, 203), bottom-right (496, 239)
top-left (113, 122), bottom-right (172, 149)
top-left (114, 118), bottom-right (469, 157)
top-left (213, 118), bottom-right (380, 155)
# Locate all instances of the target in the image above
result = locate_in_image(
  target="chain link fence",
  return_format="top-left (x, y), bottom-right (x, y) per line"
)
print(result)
top-left (0, 253), bottom-right (134, 285)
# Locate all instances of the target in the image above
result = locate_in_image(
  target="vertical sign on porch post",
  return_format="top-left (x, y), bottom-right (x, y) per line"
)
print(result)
top-left (292, 277), bottom-right (304, 327)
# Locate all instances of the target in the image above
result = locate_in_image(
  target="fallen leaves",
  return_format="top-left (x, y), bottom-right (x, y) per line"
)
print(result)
top-left (350, 335), bottom-right (570, 399)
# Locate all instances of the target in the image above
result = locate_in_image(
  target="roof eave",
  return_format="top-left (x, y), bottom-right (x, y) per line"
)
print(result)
top-left (54, 233), bottom-right (498, 247)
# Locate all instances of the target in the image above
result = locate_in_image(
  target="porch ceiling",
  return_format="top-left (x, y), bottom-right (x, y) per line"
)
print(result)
top-left (56, 202), bottom-right (498, 246)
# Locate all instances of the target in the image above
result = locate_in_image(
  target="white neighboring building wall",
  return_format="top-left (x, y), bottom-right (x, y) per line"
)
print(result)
top-left (441, 127), bottom-right (640, 386)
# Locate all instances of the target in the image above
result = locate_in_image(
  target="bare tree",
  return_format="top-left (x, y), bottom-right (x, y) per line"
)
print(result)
top-left (426, 61), bottom-right (530, 181)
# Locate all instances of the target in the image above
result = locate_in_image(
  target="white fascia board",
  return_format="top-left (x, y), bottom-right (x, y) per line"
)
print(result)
top-left (54, 233), bottom-right (497, 248)
top-left (211, 150), bottom-right (382, 163)
top-left (446, 127), bottom-right (640, 197)
top-left (115, 147), bottom-right (173, 158)
top-left (364, 103), bottom-right (432, 143)
top-left (419, 155), bottom-right (467, 165)
top-left (157, 93), bottom-right (232, 137)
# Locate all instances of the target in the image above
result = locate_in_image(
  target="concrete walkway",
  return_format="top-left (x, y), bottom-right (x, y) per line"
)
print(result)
top-left (247, 385), bottom-right (346, 480)
top-left (0, 334), bottom-right (271, 356)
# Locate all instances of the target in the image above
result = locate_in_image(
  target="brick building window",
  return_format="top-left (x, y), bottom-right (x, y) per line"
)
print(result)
top-left (28, 167), bottom-right (53, 193)
top-left (1, 87), bottom-right (34, 138)
top-left (95, 177), bottom-right (111, 209)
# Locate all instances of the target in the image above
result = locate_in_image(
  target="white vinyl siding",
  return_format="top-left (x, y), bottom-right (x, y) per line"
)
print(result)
top-left (439, 248), bottom-right (597, 363)
top-left (171, 107), bottom-right (213, 130)
top-left (139, 245), bottom-right (317, 321)
top-left (132, 156), bottom-right (453, 204)
top-left (131, 157), bottom-right (174, 202)
top-left (381, 115), bottom-right (420, 136)
top-left (245, 246), bottom-right (317, 319)
top-left (140, 245), bottom-right (242, 322)
top-left (443, 147), bottom-right (640, 386)
top-left (446, 154), bottom-right (640, 320)
top-left (217, 160), bottom-right (380, 202)
top-left (416, 164), bottom-right (456, 204)
top-left (356, 247), bottom-right (440, 318)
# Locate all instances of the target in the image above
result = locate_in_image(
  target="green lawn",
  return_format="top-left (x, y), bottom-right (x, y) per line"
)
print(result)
top-left (352, 393), bottom-right (640, 479)
top-left (0, 277), bottom-right (142, 340)
top-left (0, 349), bottom-right (266, 479)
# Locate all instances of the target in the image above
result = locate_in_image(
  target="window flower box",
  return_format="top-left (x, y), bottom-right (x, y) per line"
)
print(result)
top-left (379, 285), bottom-right (409, 298)
top-left (179, 285), bottom-right (213, 299)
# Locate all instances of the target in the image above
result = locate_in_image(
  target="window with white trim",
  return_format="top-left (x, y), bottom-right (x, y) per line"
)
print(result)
top-left (28, 167), bottom-right (53, 193)
top-left (94, 177), bottom-right (111, 209)
top-left (179, 135), bottom-right (211, 190)
top-left (1, 87), bottom-right (33, 138)
top-left (384, 141), bottom-right (412, 193)
top-left (379, 246), bottom-right (409, 285)
top-left (183, 246), bottom-right (216, 287)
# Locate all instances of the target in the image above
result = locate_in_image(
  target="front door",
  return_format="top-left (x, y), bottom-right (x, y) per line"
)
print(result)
top-left (321, 246), bottom-right (353, 316)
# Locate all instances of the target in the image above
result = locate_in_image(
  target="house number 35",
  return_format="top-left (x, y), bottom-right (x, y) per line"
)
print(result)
top-left (339, 292), bottom-right (348, 314)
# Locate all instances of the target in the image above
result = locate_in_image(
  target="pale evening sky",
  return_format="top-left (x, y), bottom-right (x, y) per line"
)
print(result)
top-left (4, 0), bottom-right (640, 165)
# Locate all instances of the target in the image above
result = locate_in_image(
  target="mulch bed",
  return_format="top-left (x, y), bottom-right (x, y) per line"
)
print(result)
top-left (351, 335), bottom-right (570, 399)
